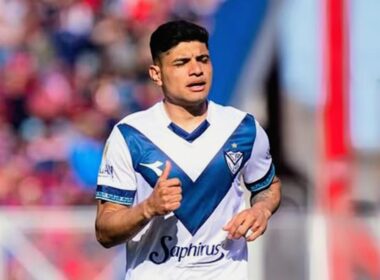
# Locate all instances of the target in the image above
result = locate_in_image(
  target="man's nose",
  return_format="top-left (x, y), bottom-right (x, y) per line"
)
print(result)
top-left (189, 60), bottom-right (203, 76)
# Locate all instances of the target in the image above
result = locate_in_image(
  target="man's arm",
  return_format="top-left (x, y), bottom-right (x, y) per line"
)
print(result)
top-left (250, 176), bottom-right (281, 214)
top-left (96, 200), bottom-right (155, 248)
top-left (95, 161), bottom-right (182, 248)
top-left (223, 176), bottom-right (281, 241)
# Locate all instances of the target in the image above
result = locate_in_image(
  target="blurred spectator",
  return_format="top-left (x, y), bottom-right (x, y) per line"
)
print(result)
top-left (0, 0), bottom-right (219, 206)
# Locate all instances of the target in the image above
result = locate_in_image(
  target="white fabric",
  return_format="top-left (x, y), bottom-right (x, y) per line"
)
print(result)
top-left (96, 101), bottom-right (274, 280)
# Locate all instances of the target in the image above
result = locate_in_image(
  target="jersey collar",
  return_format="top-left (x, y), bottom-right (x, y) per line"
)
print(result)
top-left (156, 100), bottom-right (214, 143)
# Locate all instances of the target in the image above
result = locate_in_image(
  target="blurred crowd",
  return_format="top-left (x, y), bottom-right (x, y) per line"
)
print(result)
top-left (0, 0), bottom-right (220, 206)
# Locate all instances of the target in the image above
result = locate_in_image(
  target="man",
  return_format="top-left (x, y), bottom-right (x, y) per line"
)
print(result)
top-left (95, 20), bottom-right (281, 280)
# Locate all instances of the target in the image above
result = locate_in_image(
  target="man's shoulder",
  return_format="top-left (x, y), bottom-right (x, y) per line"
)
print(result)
top-left (210, 101), bottom-right (250, 115)
top-left (209, 101), bottom-right (255, 122)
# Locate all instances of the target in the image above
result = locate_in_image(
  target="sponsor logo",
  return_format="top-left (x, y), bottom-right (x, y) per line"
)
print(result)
top-left (149, 235), bottom-right (225, 265)
top-left (99, 163), bottom-right (114, 178)
top-left (139, 161), bottom-right (164, 176)
top-left (99, 141), bottom-right (114, 178)
top-left (224, 151), bottom-right (243, 175)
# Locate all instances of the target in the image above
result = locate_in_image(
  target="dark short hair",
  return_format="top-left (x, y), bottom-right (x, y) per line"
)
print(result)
top-left (150, 20), bottom-right (209, 62)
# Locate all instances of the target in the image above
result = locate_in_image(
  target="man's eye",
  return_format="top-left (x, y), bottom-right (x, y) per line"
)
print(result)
top-left (174, 60), bottom-right (186, 66)
top-left (200, 56), bottom-right (209, 63)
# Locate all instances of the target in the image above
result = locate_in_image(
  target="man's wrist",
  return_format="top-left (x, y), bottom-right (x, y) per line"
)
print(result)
top-left (251, 202), bottom-right (272, 219)
top-left (141, 199), bottom-right (156, 220)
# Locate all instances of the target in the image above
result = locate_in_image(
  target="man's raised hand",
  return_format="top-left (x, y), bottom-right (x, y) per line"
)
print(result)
top-left (143, 161), bottom-right (182, 219)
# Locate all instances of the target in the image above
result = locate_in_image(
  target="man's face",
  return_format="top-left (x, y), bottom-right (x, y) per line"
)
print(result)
top-left (150, 41), bottom-right (212, 107)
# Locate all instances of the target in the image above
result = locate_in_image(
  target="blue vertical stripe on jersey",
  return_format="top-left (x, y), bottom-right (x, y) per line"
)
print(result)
top-left (117, 114), bottom-right (256, 235)
top-left (96, 185), bottom-right (136, 205)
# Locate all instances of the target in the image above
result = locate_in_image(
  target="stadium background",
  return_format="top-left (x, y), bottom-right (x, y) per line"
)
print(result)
top-left (0, 0), bottom-right (379, 279)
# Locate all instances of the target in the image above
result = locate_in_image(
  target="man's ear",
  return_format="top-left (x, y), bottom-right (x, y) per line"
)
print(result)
top-left (149, 64), bottom-right (162, 86)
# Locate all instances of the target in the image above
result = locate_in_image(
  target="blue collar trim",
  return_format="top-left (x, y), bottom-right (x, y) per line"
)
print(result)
top-left (168, 120), bottom-right (210, 143)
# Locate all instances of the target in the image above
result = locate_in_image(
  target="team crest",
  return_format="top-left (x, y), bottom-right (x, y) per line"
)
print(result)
top-left (224, 151), bottom-right (243, 175)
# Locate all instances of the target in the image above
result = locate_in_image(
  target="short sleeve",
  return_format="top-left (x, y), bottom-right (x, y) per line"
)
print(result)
top-left (242, 120), bottom-right (276, 194)
top-left (95, 127), bottom-right (137, 205)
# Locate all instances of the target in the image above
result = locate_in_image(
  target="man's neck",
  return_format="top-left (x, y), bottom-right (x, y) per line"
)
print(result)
top-left (163, 100), bottom-right (208, 133)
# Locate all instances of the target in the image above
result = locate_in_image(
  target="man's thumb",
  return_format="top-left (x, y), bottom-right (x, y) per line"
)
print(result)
top-left (159, 160), bottom-right (171, 181)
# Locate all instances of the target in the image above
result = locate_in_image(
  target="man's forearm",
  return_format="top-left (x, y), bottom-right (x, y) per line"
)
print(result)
top-left (95, 200), bottom-right (153, 248)
top-left (250, 176), bottom-right (281, 214)
top-left (95, 162), bottom-right (182, 248)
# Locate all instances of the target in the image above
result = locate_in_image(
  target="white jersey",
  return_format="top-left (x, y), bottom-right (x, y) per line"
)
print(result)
top-left (96, 101), bottom-right (275, 280)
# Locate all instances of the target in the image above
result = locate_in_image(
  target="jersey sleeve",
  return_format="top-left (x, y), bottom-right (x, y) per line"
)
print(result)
top-left (242, 120), bottom-right (276, 195)
top-left (95, 126), bottom-right (137, 205)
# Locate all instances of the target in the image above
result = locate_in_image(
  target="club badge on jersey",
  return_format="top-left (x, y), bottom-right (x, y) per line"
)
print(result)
top-left (224, 150), bottom-right (243, 175)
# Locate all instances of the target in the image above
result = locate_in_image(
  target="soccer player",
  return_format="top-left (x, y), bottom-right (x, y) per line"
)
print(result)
top-left (95, 20), bottom-right (281, 280)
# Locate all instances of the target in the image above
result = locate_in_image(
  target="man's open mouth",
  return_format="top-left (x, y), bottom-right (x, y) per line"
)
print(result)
top-left (187, 81), bottom-right (206, 91)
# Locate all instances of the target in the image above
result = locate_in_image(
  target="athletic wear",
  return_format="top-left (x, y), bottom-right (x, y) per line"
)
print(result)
top-left (96, 101), bottom-right (275, 280)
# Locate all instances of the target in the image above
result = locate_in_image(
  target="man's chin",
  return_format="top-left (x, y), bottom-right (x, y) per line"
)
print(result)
top-left (164, 91), bottom-right (209, 107)
top-left (183, 97), bottom-right (208, 107)
top-left (187, 91), bottom-right (209, 103)
top-left (166, 97), bottom-right (206, 110)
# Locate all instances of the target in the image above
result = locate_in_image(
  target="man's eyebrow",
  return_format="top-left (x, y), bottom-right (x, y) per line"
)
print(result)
top-left (198, 53), bottom-right (209, 57)
top-left (172, 53), bottom-right (209, 61)
top-left (196, 54), bottom-right (210, 59)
